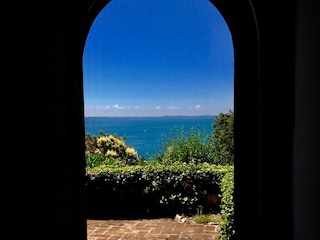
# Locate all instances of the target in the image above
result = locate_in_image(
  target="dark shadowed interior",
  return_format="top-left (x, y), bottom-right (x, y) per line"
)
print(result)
top-left (15, 0), bottom-right (319, 239)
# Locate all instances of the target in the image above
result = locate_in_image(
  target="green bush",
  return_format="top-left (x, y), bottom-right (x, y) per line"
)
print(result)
top-left (152, 111), bottom-right (234, 166)
top-left (86, 162), bottom-right (233, 216)
top-left (85, 152), bottom-right (108, 168)
top-left (209, 110), bottom-right (234, 165)
top-left (219, 171), bottom-right (235, 240)
top-left (155, 126), bottom-right (215, 164)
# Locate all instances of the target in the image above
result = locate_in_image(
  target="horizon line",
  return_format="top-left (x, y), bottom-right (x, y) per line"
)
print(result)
top-left (84, 114), bottom-right (217, 118)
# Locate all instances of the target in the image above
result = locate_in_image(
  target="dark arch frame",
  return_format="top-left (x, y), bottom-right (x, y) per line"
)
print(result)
top-left (81, 0), bottom-right (261, 239)
top-left (17, 0), bottom-right (319, 239)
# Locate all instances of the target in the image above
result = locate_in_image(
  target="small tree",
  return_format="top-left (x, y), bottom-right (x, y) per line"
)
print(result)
top-left (209, 110), bottom-right (234, 165)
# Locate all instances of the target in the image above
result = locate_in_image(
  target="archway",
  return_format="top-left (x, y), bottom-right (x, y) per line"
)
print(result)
top-left (81, 0), bottom-right (259, 239)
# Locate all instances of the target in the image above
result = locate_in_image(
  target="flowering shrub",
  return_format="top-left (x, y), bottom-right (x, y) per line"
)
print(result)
top-left (85, 131), bottom-right (141, 167)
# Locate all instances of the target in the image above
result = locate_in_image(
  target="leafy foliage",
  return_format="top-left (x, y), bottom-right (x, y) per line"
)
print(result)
top-left (219, 171), bottom-right (235, 240)
top-left (209, 110), bottom-right (234, 165)
top-left (154, 125), bottom-right (215, 164)
top-left (85, 131), bottom-right (145, 167)
top-left (86, 162), bottom-right (233, 216)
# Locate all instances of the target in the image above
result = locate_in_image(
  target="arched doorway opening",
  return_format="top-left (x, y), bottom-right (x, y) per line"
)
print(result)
top-left (81, 0), bottom-right (259, 239)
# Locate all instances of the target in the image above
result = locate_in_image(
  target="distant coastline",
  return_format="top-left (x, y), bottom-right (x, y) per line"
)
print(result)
top-left (84, 115), bottom-right (217, 119)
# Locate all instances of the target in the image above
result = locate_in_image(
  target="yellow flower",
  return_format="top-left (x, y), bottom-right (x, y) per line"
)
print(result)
top-left (125, 147), bottom-right (138, 158)
top-left (106, 150), bottom-right (118, 157)
top-left (93, 149), bottom-right (101, 154)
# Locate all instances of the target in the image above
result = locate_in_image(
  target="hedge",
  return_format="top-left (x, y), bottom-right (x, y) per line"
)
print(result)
top-left (85, 162), bottom-right (233, 217)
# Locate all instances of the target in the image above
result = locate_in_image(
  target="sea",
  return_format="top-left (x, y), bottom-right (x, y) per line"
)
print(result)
top-left (84, 115), bottom-right (216, 160)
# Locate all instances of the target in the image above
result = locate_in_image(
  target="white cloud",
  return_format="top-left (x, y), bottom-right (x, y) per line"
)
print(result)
top-left (168, 106), bottom-right (179, 110)
top-left (195, 104), bottom-right (201, 109)
top-left (155, 106), bottom-right (161, 109)
top-left (96, 105), bottom-right (111, 109)
top-left (113, 104), bottom-right (125, 109)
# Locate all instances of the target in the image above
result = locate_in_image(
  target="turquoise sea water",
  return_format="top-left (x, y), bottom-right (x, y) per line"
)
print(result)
top-left (85, 115), bottom-right (216, 160)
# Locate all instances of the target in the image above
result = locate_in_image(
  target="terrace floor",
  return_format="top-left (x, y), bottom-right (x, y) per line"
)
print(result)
top-left (87, 217), bottom-right (221, 240)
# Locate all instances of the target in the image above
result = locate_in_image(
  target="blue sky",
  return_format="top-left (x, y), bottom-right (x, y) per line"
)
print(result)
top-left (83, 0), bottom-right (234, 117)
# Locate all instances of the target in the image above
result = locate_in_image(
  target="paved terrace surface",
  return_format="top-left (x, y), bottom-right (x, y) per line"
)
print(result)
top-left (87, 218), bottom-right (221, 240)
